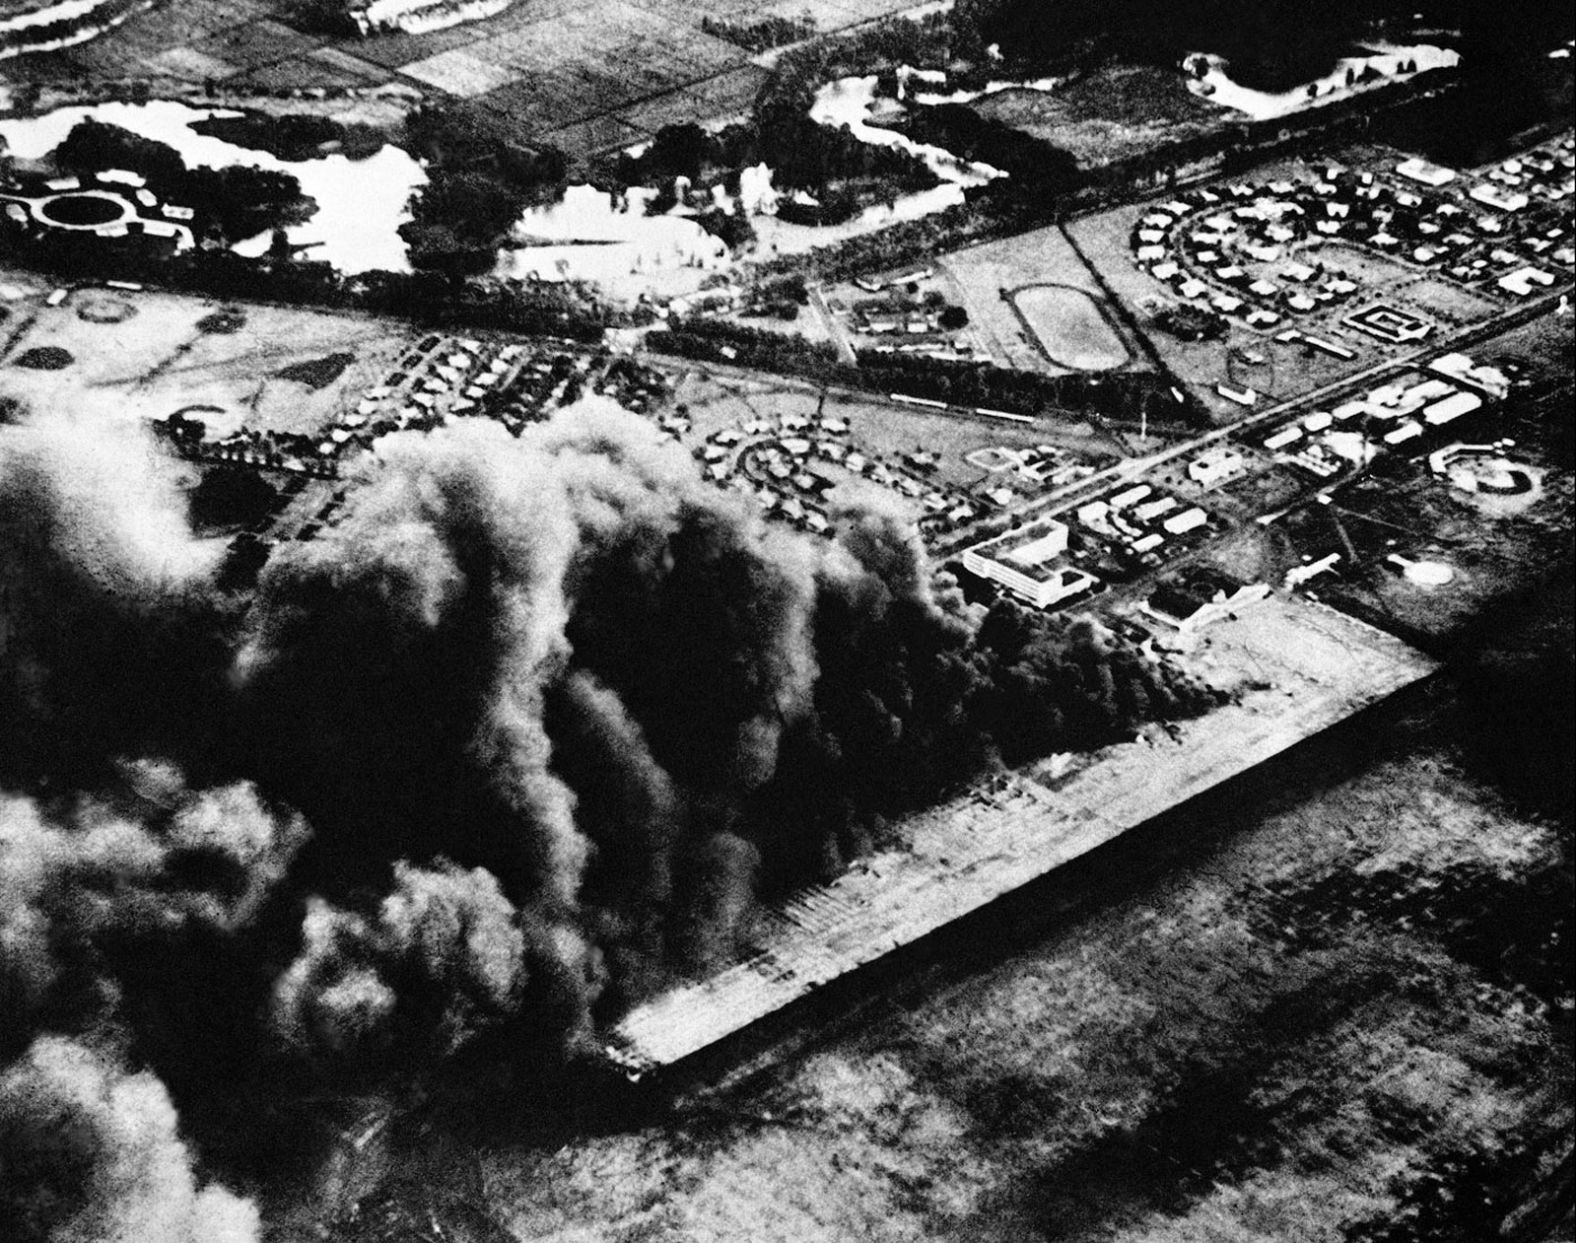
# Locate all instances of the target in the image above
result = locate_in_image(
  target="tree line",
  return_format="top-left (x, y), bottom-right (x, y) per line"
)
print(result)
top-left (398, 103), bottom-right (569, 278)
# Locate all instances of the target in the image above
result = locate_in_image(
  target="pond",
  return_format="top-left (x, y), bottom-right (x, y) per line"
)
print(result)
top-left (1185, 43), bottom-right (1460, 122)
top-left (0, 101), bottom-right (426, 274)
top-left (496, 183), bottom-right (729, 301)
top-left (808, 73), bottom-right (1005, 194)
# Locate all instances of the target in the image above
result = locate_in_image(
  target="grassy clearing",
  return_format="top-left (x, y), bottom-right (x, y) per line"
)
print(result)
top-left (972, 63), bottom-right (1224, 168)
top-left (668, 369), bottom-right (1114, 495)
top-left (0, 286), bottom-right (411, 439)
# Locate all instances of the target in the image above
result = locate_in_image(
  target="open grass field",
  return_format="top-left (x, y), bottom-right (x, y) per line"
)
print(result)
top-left (823, 390), bottom-right (1114, 491)
top-left (1305, 459), bottom-right (1573, 650)
top-left (0, 283), bottom-right (410, 437)
top-left (1311, 241), bottom-right (1503, 328)
top-left (668, 367), bottom-right (1118, 494)
top-left (0, 0), bottom-right (930, 158)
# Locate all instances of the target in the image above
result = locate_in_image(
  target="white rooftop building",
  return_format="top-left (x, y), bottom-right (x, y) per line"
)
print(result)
top-left (962, 520), bottom-right (1099, 608)
top-left (1396, 157), bottom-right (1456, 187)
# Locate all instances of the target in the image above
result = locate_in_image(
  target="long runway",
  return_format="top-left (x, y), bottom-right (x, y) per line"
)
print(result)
top-left (606, 593), bottom-right (1440, 1075)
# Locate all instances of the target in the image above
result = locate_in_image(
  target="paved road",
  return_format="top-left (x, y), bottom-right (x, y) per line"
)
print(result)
top-left (1005, 287), bottom-right (1572, 527)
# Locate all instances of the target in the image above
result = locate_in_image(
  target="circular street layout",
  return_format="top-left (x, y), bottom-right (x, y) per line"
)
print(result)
top-left (31, 190), bottom-right (135, 229)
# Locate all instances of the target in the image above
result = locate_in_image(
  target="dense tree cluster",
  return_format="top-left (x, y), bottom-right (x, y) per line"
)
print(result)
top-left (689, 204), bottom-right (757, 252)
top-left (190, 112), bottom-right (387, 162)
top-left (612, 116), bottom-right (938, 206)
top-left (854, 350), bottom-right (1206, 428)
top-left (2, 223), bottom-right (613, 340)
top-left (1153, 303), bottom-right (1228, 342)
top-left (51, 119), bottom-right (309, 243)
top-left (647, 319), bottom-right (847, 378)
top-left (899, 105), bottom-right (1081, 197)
top-left (0, 0), bottom-right (146, 57)
top-left (700, 14), bottom-right (816, 54)
top-left (398, 104), bottom-right (569, 278)
top-left (952, 0), bottom-right (1572, 91)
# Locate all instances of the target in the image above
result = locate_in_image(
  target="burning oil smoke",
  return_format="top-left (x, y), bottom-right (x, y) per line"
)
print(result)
top-left (0, 396), bottom-right (1216, 1228)
top-left (0, 1036), bottom-right (258, 1243)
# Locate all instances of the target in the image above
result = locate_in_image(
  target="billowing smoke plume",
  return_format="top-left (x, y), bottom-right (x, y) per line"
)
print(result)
top-left (0, 395), bottom-right (1217, 1221)
top-left (272, 860), bottom-right (529, 1064)
top-left (0, 410), bottom-right (225, 791)
top-left (0, 1036), bottom-right (258, 1243)
top-left (0, 773), bottom-right (305, 1056)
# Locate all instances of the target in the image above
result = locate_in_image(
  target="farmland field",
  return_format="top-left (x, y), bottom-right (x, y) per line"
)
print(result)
top-left (1011, 283), bottom-right (1131, 371)
top-left (0, 0), bottom-right (937, 158)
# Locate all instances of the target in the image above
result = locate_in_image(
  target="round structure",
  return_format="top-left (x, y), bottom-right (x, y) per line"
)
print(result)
top-left (75, 292), bottom-right (136, 323)
top-left (1404, 560), bottom-right (1454, 587)
top-left (1226, 343), bottom-right (1275, 391)
top-left (31, 190), bottom-right (135, 230)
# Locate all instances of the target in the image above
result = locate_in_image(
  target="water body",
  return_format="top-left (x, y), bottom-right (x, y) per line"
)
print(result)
top-left (808, 73), bottom-right (1006, 194)
top-left (900, 64), bottom-right (1063, 106)
top-left (742, 72), bottom-right (1021, 259)
top-left (497, 184), bottom-right (729, 299)
top-left (0, 101), bottom-right (426, 274)
top-left (1186, 42), bottom-right (1461, 121)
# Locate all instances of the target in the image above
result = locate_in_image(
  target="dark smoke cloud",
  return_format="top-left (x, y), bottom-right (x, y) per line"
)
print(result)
top-left (0, 1036), bottom-right (258, 1243)
top-left (1, 392), bottom-right (1219, 1224)
top-left (0, 410), bottom-right (227, 791)
top-left (0, 773), bottom-right (306, 1058)
top-left (271, 860), bottom-right (529, 1063)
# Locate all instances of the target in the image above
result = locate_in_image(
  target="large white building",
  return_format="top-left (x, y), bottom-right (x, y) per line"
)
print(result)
top-left (962, 519), bottom-right (1096, 608)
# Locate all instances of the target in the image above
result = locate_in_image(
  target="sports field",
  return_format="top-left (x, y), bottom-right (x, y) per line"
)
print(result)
top-left (1011, 283), bottom-right (1130, 371)
top-left (941, 224), bottom-right (1115, 376)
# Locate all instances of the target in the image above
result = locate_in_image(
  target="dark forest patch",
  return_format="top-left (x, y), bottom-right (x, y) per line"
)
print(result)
top-left (197, 310), bottom-right (247, 335)
top-left (273, 352), bottom-right (353, 389)
top-left (13, 346), bottom-right (73, 370)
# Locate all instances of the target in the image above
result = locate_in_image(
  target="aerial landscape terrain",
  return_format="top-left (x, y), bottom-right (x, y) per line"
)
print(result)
top-left (0, 0), bottom-right (1572, 1239)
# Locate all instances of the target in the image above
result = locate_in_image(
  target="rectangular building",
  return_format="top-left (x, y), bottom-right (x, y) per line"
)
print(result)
top-left (962, 519), bottom-right (1098, 609)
